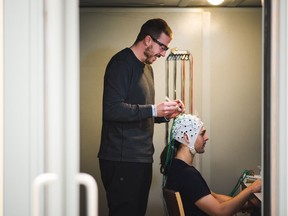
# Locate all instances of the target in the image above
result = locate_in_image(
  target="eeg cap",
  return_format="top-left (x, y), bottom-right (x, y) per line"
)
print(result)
top-left (171, 114), bottom-right (203, 155)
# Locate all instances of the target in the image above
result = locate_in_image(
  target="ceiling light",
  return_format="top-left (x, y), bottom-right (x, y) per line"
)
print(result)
top-left (207, 0), bottom-right (224, 5)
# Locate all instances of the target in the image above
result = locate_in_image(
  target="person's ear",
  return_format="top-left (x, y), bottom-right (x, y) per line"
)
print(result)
top-left (144, 35), bottom-right (152, 46)
top-left (183, 133), bottom-right (189, 144)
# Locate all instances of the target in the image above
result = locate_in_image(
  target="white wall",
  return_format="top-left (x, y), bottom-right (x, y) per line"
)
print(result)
top-left (80, 8), bottom-right (262, 215)
top-left (208, 9), bottom-right (262, 193)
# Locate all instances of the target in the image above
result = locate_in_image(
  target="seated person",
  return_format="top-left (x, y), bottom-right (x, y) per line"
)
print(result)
top-left (160, 114), bottom-right (261, 216)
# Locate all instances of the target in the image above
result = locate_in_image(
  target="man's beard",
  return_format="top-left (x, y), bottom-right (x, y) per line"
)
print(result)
top-left (144, 45), bottom-right (158, 64)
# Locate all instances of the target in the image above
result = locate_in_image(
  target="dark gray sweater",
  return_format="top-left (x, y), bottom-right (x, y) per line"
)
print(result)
top-left (98, 48), bottom-right (166, 163)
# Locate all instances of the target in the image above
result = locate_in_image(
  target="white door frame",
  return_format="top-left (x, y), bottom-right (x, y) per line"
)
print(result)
top-left (270, 0), bottom-right (288, 215)
top-left (2, 0), bottom-right (88, 216)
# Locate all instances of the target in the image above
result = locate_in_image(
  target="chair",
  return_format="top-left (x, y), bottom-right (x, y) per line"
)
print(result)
top-left (163, 188), bottom-right (185, 216)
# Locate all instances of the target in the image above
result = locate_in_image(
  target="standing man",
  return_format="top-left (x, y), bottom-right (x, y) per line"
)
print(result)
top-left (98, 18), bottom-right (185, 216)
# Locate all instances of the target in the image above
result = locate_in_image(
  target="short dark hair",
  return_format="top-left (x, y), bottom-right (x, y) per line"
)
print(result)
top-left (134, 18), bottom-right (173, 44)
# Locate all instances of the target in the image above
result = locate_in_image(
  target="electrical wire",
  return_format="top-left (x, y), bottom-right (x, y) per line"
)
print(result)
top-left (229, 169), bottom-right (254, 196)
top-left (161, 119), bottom-right (177, 188)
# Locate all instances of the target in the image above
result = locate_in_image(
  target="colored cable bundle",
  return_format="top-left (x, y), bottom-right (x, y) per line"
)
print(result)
top-left (161, 120), bottom-right (177, 188)
top-left (229, 169), bottom-right (254, 196)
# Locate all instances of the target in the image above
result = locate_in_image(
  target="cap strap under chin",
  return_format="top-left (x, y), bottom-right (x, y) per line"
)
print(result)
top-left (188, 145), bottom-right (196, 155)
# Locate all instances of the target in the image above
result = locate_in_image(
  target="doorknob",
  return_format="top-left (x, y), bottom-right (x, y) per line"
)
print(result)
top-left (77, 173), bottom-right (98, 216)
top-left (32, 173), bottom-right (58, 216)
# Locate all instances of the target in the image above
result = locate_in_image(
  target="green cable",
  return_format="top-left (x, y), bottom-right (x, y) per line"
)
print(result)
top-left (229, 169), bottom-right (251, 196)
top-left (162, 119), bottom-right (176, 188)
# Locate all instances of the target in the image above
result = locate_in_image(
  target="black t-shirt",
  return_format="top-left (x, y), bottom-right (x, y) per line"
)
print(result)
top-left (165, 159), bottom-right (211, 216)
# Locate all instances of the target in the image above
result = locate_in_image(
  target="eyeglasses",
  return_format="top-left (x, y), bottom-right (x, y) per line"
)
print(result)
top-left (149, 35), bottom-right (169, 51)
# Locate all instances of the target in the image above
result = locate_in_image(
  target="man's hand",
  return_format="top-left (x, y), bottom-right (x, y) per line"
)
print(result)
top-left (156, 99), bottom-right (185, 119)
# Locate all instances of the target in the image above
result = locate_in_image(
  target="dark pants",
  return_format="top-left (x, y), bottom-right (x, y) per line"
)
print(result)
top-left (99, 159), bottom-right (153, 216)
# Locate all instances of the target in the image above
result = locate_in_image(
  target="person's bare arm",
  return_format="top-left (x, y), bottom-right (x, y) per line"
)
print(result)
top-left (195, 179), bottom-right (261, 216)
top-left (211, 192), bottom-right (232, 203)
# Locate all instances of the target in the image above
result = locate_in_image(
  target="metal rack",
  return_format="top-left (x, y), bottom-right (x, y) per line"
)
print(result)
top-left (165, 48), bottom-right (194, 144)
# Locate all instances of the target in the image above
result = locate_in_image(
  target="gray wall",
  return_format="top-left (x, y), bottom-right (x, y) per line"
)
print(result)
top-left (80, 8), bottom-right (262, 215)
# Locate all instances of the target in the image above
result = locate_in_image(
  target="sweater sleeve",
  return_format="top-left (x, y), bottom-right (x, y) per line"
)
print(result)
top-left (103, 59), bottom-right (153, 122)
